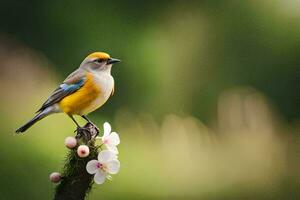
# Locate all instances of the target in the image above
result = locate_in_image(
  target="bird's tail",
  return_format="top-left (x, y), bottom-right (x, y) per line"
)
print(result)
top-left (15, 106), bottom-right (56, 134)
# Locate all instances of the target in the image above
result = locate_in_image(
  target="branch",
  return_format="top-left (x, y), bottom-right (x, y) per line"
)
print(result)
top-left (54, 123), bottom-right (98, 200)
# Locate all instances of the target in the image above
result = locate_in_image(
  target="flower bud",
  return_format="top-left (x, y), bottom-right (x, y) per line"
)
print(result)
top-left (77, 145), bottom-right (90, 157)
top-left (64, 136), bottom-right (77, 149)
top-left (49, 172), bottom-right (61, 183)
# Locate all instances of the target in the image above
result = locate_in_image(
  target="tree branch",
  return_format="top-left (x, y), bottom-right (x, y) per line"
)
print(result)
top-left (54, 123), bottom-right (98, 200)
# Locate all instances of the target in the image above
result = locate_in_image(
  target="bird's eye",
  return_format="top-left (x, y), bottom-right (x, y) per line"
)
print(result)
top-left (95, 58), bottom-right (104, 63)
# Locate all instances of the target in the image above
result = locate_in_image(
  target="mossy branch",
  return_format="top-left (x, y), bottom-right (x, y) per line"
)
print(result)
top-left (54, 123), bottom-right (99, 200)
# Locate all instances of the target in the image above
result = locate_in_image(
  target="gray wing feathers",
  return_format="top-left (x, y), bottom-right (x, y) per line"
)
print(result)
top-left (64, 69), bottom-right (86, 84)
top-left (36, 69), bottom-right (86, 112)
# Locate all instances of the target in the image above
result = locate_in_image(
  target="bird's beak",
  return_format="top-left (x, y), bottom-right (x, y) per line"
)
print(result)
top-left (107, 58), bottom-right (121, 65)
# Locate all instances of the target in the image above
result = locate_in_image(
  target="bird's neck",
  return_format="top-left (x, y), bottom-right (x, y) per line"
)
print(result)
top-left (88, 65), bottom-right (112, 76)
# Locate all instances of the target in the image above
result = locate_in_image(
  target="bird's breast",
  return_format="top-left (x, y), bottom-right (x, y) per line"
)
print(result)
top-left (59, 72), bottom-right (114, 115)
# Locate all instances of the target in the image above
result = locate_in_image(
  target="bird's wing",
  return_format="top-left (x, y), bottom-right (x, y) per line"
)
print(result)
top-left (37, 69), bottom-right (86, 112)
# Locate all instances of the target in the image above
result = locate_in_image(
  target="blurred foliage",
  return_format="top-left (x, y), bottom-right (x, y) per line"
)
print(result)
top-left (0, 0), bottom-right (299, 121)
top-left (0, 0), bottom-right (299, 200)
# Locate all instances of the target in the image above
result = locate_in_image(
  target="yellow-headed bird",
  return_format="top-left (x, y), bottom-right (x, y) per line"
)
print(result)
top-left (16, 52), bottom-right (120, 134)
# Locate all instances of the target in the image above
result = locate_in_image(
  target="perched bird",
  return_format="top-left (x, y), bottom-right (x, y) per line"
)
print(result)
top-left (16, 52), bottom-right (120, 135)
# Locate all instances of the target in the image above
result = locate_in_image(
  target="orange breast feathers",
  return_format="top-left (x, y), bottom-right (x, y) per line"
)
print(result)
top-left (59, 73), bottom-right (101, 115)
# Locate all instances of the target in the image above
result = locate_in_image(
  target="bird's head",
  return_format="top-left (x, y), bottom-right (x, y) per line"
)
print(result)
top-left (80, 52), bottom-right (121, 73)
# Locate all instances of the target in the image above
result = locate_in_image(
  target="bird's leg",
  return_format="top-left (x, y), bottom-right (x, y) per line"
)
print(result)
top-left (69, 115), bottom-right (80, 127)
top-left (69, 115), bottom-right (91, 141)
top-left (81, 115), bottom-right (100, 135)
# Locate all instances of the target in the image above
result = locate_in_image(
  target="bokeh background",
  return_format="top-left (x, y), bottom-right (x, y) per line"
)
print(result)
top-left (0, 0), bottom-right (299, 199)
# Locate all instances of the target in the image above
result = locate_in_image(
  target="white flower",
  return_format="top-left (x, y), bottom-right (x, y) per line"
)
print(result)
top-left (99, 122), bottom-right (120, 154)
top-left (86, 150), bottom-right (120, 184)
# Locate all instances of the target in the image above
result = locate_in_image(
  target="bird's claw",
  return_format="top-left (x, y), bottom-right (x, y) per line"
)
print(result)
top-left (74, 122), bottom-right (99, 142)
top-left (86, 122), bottom-right (100, 136)
top-left (75, 127), bottom-right (92, 142)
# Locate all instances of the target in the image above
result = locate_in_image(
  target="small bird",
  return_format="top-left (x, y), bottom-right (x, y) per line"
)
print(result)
top-left (16, 52), bottom-right (120, 135)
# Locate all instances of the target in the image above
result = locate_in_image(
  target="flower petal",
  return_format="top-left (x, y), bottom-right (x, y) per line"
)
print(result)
top-left (107, 159), bottom-right (120, 174)
top-left (98, 150), bottom-right (116, 163)
top-left (86, 160), bottom-right (99, 174)
top-left (94, 170), bottom-right (106, 184)
top-left (108, 132), bottom-right (120, 146)
top-left (106, 145), bottom-right (119, 154)
top-left (103, 122), bottom-right (111, 137)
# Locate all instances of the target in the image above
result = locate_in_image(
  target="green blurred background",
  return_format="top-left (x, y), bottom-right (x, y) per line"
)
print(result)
top-left (0, 0), bottom-right (299, 199)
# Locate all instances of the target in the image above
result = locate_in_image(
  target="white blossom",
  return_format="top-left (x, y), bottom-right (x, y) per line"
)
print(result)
top-left (98, 122), bottom-right (120, 154)
top-left (86, 150), bottom-right (120, 184)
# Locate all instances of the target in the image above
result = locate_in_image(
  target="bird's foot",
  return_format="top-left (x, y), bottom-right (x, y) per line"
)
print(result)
top-left (75, 126), bottom-right (92, 142)
top-left (74, 123), bottom-right (99, 142)
top-left (86, 122), bottom-right (100, 136)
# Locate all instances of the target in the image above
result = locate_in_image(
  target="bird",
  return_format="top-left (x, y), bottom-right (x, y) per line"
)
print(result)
top-left (15, 52), bottom-right (120, 136)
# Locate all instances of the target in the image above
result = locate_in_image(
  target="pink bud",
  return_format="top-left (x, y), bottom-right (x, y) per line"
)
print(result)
top-left (77, 145), bottom-right (90, 157)
top-left (49, 172), bottom-right (61, 183)
top-left (64, 136), bottom-right (77, 149)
